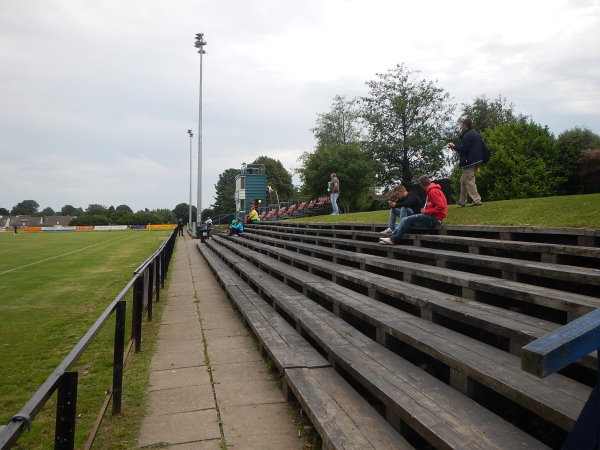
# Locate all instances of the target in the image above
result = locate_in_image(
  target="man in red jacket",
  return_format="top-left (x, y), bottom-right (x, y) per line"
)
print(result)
top-left (379, 175), bottom-right (447, 245)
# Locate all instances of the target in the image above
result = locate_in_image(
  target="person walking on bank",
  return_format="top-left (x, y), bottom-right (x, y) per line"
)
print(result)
top-left (379, 175), bottom-right (447, 245)
top-left (177, 218), bottom-right (184, 236)
top-left (381, 184), bottom-right (423, 235)
top-left (328, 173), bottom-right (340, 215)
top-left (447, 118), bottom-right (483, 207)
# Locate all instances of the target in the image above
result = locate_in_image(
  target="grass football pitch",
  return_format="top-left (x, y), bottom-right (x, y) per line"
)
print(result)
top-left (0, 229), bottom-right (172, 448)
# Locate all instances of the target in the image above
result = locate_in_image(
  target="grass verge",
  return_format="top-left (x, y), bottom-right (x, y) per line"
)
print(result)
top-left (288, 193), bottom-right (600, 228)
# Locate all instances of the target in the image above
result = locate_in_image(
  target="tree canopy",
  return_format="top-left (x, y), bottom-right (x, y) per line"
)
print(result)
top-left (11, 200), bottom-right (39, 216)
top-left (211, 168), bottom-right (238, 215)
top-left (361, 63), bottom-right (455, 187)
top-left (252, 156), bottom-right (295, 201)
top-left (459, 95), bottom-right (526, 133)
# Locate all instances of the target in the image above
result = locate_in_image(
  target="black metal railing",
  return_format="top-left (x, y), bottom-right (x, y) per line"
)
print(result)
top-left (0, 229), bottom-right (177, 449)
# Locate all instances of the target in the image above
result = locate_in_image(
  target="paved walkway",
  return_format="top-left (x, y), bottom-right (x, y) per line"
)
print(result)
top-left (138, 236), bottom-right (303, 449)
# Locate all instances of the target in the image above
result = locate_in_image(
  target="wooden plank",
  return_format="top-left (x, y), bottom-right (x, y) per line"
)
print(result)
top-left (285, 367), bottom-right (413, 449)
top-left (208, 238), bottom-right (549, 448)
top-left (522, 308), bottom-right (600, 377)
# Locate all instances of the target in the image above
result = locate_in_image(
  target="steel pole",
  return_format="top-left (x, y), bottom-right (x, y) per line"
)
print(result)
top-left (196, 50), bottom-right (203, 226)
top-left (188, 132), bottom-right (193, 229)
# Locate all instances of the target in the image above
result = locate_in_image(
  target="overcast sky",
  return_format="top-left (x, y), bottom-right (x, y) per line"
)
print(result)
top-left (1, 0), bottom-right (599, 214)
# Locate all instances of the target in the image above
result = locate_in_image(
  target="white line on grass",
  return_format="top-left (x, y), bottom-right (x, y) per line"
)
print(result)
top-left (0, 233), bottom-right (140, 276)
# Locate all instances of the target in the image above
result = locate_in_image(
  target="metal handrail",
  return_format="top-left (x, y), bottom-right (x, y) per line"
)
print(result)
top-left (0, 229), bottom-right (177, 449)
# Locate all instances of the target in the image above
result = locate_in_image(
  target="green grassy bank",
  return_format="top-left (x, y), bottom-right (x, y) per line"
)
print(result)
top-left (291, 193), bottom-right (600, 228)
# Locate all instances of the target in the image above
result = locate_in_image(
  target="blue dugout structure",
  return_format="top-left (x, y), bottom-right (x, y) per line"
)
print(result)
top-left (235, 164), bottom-right (266, 220)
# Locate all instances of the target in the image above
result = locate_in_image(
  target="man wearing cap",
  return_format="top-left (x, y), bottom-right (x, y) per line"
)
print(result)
top-left (379, 175), bottom-right (447, 245)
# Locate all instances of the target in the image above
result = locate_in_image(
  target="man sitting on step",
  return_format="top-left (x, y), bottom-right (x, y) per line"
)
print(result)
top-left (381, 184), bottom-right (424, 235)
top-left (379, 175), bottom-right (447, 245)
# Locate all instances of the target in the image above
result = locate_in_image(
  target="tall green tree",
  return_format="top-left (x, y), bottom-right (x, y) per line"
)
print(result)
top-left (557, 126), bottom-right (600, 194)
top-left (477, 120), bottom-right (568, 200)
top-left (60, 205), bottom-right (83, 216)
top-left (312, 95), bottom-right (364, 146)
top-left (172, 203), bottom-right (197, 224)
top-left (361, 63), bottom-right (456, 188)
top-left (40, 207), bottom-right (55, 216)
top-left (252, 156), bottom-right (295, 201)
top-left (85, 204), bottom-right (108, 216)
top-left (152, 208), bottom-right (176, 224)
top-left (459, 95), bottom-right (526, 133)
top-left (11, 200), bottom-right (39, 215)
top-left (0, 207), bottom-right (9, 215)
top-left (211, 168), bottom-right (238, 215)
top-left (115, 204), bottom-right (133, 213)
top-left (298, 142), bottom-right (377, 213)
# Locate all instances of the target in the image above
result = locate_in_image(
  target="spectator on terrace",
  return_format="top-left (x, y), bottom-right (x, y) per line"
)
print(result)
top-left (248, 207), bottom-right (260, 222)
top-left (447, 118), bottom-right (483, 207)
top-left (328, 173), bottom-right (340, 215)
top-left (379, 175), bottom-right (447, 245)
top-left (228, 219), bottom-right (244, 236)
top-left (381, 184), bottom-right (423, 235)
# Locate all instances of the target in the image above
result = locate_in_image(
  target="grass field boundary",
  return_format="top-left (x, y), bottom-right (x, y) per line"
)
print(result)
top-left (0, 233), bottom-right (141, 276)
top-left (0, 230), bottom-right (177, 449)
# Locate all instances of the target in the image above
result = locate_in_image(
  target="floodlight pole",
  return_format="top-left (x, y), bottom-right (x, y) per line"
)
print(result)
top-left (187, 129), bottom-right (193, 230)
top-left (194, 33), bottom-right (207, 229)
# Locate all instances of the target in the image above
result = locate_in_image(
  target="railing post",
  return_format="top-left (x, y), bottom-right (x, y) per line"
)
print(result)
top-left (159, 252), bottom-right (165, 288)
top-left (54, 371), bottom-right (78, 450)
top-left (112, 301), bottom-right (126, 414)
top-left (154, 259), bottom-right (160, 303)
top-left (132, 276), bottom-right (143, 352)
top-left (145, 266), bottom-right (152, 322)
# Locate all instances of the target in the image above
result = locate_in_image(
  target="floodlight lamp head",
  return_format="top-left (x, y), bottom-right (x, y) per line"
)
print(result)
top-left (188, 129), bottom-right (193, 137)
top-left (194, 32), bottom-right (207, 51)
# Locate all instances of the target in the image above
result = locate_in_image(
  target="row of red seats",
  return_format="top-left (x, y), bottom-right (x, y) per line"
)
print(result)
top-left (251, 197), bottom-right (332, 222)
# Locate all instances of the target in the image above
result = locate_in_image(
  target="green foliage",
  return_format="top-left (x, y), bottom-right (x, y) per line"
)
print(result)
top-left (459, 94), bottom-right (526, 132)
top-left (11, 199), bottom-right (39, 215)
top-left (130, 211), bottom-right (162, 225)
top-left (172, 203), bottom-right (197, 224)
top-left (40, 207), bottom-right (56, 216)
top-left (69, 214), bottom-right (110, 226)
top-left (361, 63), bottom-right (455, 187)
top-left (312, 95), bottom-right (364, 146)
top-left (152, 208), bottom-right (176, 224)
top-left (115, 204), bottom-right (133, 214)
top-left (557, 126), bottom-right (600, 153)
top-left (0, 207), bottom-right (9, 215)
top-left (85, 204), bottom-right (109, 216)
top-left (60, 204), bottom-right (83, 216)
top-left (212, 168), bottom-right (238, 215)
top-left (477, 120), bottom-right (571, 200)
top-left (252, 155), bottom-right (295, 201)
top-left (298, 142), bottom-right (377, 212)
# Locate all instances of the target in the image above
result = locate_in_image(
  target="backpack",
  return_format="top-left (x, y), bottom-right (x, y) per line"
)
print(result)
top-left (481, 139), bottom-right (491, 164)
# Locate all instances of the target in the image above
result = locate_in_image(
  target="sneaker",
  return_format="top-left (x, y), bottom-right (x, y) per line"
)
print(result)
top-left (379, 237), bottom-right (395, 245)
top-left (457, 203), bottom-right (466, 207)
top-left (380, 228), bottom-right (393, 235)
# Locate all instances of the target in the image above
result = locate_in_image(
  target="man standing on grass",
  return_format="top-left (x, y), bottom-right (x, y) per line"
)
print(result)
top-left (379, 175), bottom-right (447, 245)
top-left (381, 184), bottom-right (423, 235)
top-left (447, 118), bottom-right (483, 207)
top-left (328, 173), bottom-right (340, 215)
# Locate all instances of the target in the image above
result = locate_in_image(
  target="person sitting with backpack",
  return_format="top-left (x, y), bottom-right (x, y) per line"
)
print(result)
top-left (447, 118), bottom-right (484, 207)
top-left (228, 219), bottom-right (244, 236)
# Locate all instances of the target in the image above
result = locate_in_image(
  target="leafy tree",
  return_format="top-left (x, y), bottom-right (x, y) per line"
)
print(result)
top-left (85, 204), bottom-right (108, 216)
top-left (60, 205), bottom-right (83, 216)
top-left (110, 210), bottom-right (131, 225)
top-left (0, 207), bottom-right (9, 215)
top-left (172, 203), bottom-right (197, 224)
top-left (130, 211), bottom-right (162, 225)
top-left (201, 208), bottom-right (214, 221)
top-left (477, 120), bottom-right (568, 200)
top-left (40, 207), bottom-right (55, 216)
top-left (115, 204), bottom-right (133, 214)
top-left (459, 95), bottom-right (526, 133)
top-left (211, 168), bottom-right (238, 215)
top-left (252, 156), bottom-right (295, 201)
top-left (70, 215), bottom-right (110, 226)
top-left (107, 205), bottom-right (115, 217)
top-left (312, 95), bottom-right (364, 146)
top-left (11, 200), bottom-right (39, 215)
top-left (557, 127), bottom-right (600, 194)
top-left (298, 142), bottom-right (377, 213)
top-left (153, 208), bottom-right (176, 224)
top-left (361, 63), bottom-right (456, 188)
